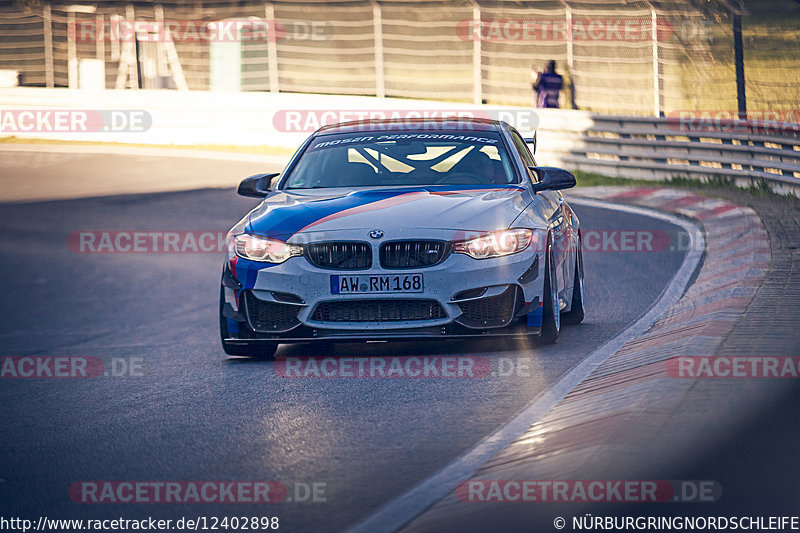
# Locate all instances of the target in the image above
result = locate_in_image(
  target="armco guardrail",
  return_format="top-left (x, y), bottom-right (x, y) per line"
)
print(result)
top-left (532, 110), bottom-right (800, 195)
top-left (1, 88), bottom-right (798, 195)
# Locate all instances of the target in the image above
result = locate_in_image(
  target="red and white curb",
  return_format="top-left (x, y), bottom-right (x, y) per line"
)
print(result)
top-left (348, 187), bottom-right (768, 533)
top-left (573, 187), bottom-right (768, 380)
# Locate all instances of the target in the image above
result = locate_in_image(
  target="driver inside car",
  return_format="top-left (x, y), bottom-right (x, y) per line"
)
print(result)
top-left (451, 147), bottom-right (504, 184)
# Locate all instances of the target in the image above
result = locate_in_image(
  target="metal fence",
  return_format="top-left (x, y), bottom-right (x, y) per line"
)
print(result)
top-left (0, 0), bottom-right (798, 117)
top-left (530, 109), bottom-right (800, 194)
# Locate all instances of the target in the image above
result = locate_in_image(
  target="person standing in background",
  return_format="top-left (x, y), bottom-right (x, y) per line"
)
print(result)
top-left (532, 60), bottom-right (564, 108)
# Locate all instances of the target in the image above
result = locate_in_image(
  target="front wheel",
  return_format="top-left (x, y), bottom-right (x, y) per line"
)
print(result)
top-left (219, 286), bottom-right (278, 360)
top-left (539, 243), bottom-right (560, 344)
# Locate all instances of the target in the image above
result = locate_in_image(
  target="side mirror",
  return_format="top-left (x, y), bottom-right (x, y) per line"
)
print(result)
top-left (529, 167), bottom-right (576, 192)
top-left (237, 173), bottom-right (279, 198)
top-left (523, 132), bottom-right (537, 154)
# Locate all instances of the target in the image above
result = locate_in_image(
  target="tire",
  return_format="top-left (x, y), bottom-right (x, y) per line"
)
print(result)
top-left (219, 286), bottom-right (278, 360)
top-left (562, 239), bottom-right (585, 325)
top-left (539, 242), bottom-right (560, 344)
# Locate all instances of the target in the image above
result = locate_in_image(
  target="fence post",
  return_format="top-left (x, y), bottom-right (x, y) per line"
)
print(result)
top-left (43, 3), bottom-right (54, 87)
top-left (733, 12), bottom-right (747, 120)
top-left (67, 11), bottom-right (77, 88)
top-left (127, 4), bottom-right (138, 89)
top-left (157, 3), bottom-right (189, 90)
top-left (114, 4), bottom-right (138, 89)
top-left (265, 1), bottom-right (279, 93)
top-left (96, 14), bottom-right (105, 61)
top-left (650, 6), bottom-right (661, 117)
top-left (110, 14), bottom-right (120, 62)
top-left (470, 0), bottom-right (481, 104)
top-left (95, 13), bottom-right (105, 89)
top-left (564, 3), bottom-right (576, 109)
top-left (371, 1), bottom-right (385, 98)
top-left (565, 4), bottom-right (573, 71)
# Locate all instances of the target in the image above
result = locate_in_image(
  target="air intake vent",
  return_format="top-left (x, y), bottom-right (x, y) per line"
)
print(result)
top-left (245, 292), bottom-right (302, 332)
top-left (455, 286), bottom-right (520, 329)
top-left (311, 299), bottom-right (447, 322)
top-left (307, 241), bottom-right (371, 270)
top-left (380, 240), bottom-right (450, 269)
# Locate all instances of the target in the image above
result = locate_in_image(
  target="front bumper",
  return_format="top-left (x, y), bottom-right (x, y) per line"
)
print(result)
top-left (222, 237), bottom-right (544, 342)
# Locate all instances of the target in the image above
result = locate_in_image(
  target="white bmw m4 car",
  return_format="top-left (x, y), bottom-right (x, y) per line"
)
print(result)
top-left (220, 117), bottom-right (585, 359)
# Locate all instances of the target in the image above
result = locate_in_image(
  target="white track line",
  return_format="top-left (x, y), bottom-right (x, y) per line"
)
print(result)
top-left (346, 196), bottom-right (705, 533)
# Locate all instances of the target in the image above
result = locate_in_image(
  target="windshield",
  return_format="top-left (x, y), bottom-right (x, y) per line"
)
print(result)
top-left (283, 130), bottom-right (517, 189)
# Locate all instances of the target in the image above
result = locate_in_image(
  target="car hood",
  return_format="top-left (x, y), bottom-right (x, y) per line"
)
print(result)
top-left (246, 185), bottom-right (534, 240)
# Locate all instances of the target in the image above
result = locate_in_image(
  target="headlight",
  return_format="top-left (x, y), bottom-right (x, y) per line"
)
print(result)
top-left (234, 234), bottom-right (303, 263)
top-left (454, 229), bottom-right (534, 259)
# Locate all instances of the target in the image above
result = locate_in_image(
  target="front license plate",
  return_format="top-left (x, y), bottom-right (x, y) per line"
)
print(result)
top-left (330, 274), bottom-right (424, 294)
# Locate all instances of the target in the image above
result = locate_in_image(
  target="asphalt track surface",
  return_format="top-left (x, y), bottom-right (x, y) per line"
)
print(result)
top-left (0, 152), bottom-right (688, 531)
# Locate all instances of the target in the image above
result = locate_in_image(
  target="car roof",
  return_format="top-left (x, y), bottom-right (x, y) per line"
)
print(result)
top-left (316, 117), bottom-right (504, 136)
